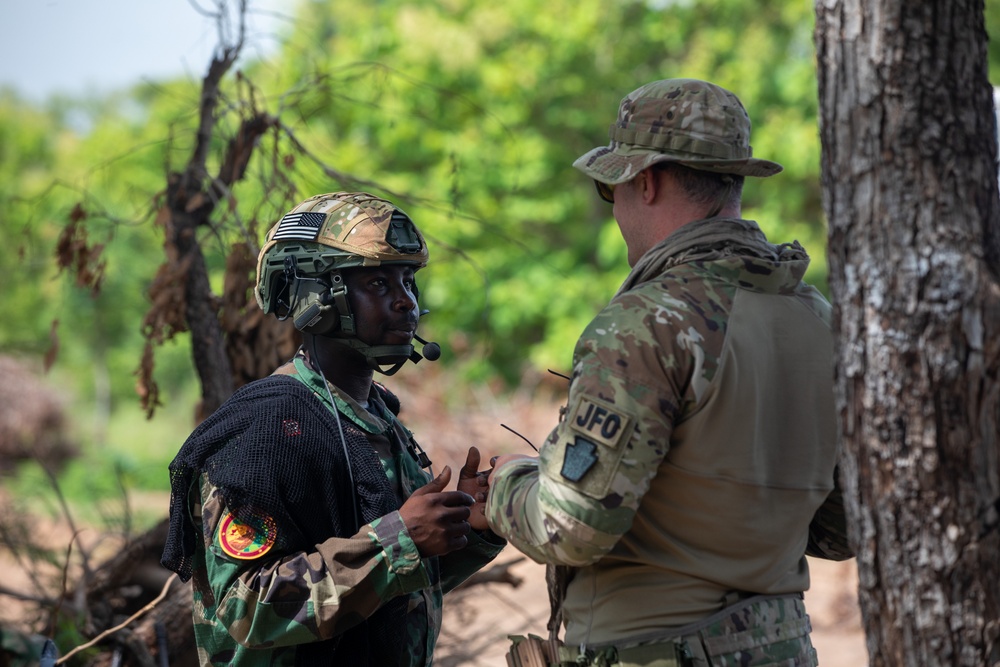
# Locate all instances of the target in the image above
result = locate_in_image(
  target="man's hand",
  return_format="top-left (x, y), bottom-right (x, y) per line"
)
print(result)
top-left (457, 446), bottom-right (493, 531)
top-left (398, 466), bottom-right (474, 557)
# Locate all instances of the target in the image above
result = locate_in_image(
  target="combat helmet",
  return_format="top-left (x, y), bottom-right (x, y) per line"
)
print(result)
top-left (254, 192), bottom-right (431, 374)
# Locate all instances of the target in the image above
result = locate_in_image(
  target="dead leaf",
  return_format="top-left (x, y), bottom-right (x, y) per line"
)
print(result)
top-left (43, 319), bottom-right (60, 373)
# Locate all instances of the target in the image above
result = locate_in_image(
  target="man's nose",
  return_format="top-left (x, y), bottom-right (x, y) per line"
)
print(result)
top-left (392, 283), bottom-right (417, 310)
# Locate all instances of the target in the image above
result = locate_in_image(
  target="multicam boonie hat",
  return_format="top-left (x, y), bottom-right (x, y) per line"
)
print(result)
top-left (573, 78), bottom-right (782, 184)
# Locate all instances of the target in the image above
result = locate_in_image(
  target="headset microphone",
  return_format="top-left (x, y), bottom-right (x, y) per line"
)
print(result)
top-left (413, 334), bottom-right (441, 361)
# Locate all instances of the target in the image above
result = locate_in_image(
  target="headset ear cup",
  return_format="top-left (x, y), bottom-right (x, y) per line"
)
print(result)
top-left (290, 281), bottom-right (341, 335)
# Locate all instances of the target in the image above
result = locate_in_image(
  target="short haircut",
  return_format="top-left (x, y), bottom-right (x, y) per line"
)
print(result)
top-left (653, 162), bottom-right (744, 209)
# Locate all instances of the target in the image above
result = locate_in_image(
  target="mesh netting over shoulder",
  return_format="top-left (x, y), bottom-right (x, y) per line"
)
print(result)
top-left (160, 375), bottom-right (407, 664)
top-left (162, 374), bottom-right (397, 577)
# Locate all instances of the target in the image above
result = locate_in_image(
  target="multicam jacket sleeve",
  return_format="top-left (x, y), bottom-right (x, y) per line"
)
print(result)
top-left (195, 474), bottom-right (431, 649)
top-left (487, 285), bottom-right (699, 566)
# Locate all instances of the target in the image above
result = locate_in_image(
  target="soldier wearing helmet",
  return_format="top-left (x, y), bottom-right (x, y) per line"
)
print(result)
top-left (486, 80), bottom-right (853, 666)
top-left (255, 191), bottom-right (435, 373)
top-left (162, 192), bottom-right (505, 666)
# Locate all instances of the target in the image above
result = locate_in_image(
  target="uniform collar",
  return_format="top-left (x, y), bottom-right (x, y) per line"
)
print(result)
top-left (617, 217), bottom-right (809, 295)
top-left (286, 352), bottom-right (389, 434)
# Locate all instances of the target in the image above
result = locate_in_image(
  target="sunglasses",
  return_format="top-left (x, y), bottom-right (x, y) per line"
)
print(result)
top-left (593, 180), bottom-right (615, 203)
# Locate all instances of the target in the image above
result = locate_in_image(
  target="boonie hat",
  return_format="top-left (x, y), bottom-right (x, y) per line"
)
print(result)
top-left (573, 78), bottom-right (782, 184)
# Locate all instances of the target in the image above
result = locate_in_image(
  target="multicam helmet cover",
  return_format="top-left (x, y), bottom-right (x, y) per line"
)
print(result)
top-left (253, 192), bottom-right (432, 374)
top-left (254, 192), bottom-right (428, 316)
top-left (573, 78), bottom-right (783, 185)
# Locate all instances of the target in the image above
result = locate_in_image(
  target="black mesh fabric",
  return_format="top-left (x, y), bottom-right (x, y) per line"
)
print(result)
top-left (161, 375), bottom-right (407, 665)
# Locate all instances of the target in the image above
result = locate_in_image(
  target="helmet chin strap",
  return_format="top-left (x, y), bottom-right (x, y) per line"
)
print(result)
top-left (310, 269), bottom-right (431, 376)
top-left (310, 275), bottom-right (414, 375)
top-left (325, 336), bottom-right (417, 376)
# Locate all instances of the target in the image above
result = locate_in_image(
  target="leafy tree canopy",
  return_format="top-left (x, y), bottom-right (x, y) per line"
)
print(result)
top-left (3, 0), bottom-right (999, 406)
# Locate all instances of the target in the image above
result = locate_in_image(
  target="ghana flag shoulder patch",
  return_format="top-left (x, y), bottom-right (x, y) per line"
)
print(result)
top-left (218, 510), bottom-right (278, 560)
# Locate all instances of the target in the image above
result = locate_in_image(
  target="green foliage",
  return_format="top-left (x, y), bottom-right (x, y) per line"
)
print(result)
top-left (1, 0), bottom-right (999, 477)
top-left (256, 0), bottom-right (832, 380)
top-left (0, 92), bottom-right (63, 352)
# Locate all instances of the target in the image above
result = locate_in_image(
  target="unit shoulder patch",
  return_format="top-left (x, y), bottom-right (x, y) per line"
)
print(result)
top-left (561, 436), bottom-right (599, 481)
top-left (567, 395), bottom-right (632, 449)
top-left (218, 510), bottom-right (278, 560)
top-left (543, 394), bottom-right (635, 497)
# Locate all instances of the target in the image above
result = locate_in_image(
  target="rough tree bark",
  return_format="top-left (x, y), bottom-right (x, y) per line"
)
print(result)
top-left (815, 0), bottom-right (1000, 665)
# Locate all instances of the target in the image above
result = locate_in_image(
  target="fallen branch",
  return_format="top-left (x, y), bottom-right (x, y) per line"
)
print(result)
top-left (55, 573), bottom-right (178, 665)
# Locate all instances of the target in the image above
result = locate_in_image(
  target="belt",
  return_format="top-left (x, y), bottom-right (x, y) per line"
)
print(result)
top-left (552, 639), bottom-right (703, 667)
top-left (514, 592), bottom-right (813, 667)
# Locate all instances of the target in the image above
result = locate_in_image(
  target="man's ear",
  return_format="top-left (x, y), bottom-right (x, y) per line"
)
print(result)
top-left (640, 167), bottom-right (659, 205)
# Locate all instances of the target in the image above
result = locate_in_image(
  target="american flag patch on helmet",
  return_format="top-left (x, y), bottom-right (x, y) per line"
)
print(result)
top-left (272, 211), bottom-right (327, 241)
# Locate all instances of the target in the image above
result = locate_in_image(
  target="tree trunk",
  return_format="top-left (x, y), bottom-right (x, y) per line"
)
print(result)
top-left (815, 0), bottom-right (1000, 665)
top-left (166, 188), bottom-right (235, 421)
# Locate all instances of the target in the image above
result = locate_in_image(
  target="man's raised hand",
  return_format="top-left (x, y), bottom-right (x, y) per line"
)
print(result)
top-left (398, 466), bottom-right (474, 557)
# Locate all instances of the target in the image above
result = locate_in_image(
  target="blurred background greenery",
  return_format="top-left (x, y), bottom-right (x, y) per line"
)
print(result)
top-left (2, 0), bottom-right (1000, 520)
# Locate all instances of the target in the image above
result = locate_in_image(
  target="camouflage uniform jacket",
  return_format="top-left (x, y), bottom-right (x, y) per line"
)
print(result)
top-left (186, 354), bottom-right (504, 666)
top-left (487, 217), bottom-right (852, 648)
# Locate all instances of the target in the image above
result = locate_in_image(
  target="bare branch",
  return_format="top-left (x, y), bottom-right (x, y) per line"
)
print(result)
top-left (188, 1), bottom-right (245, 186)
top-left (0, 583), bottom-right (61, 607)
top-left (55, 574), bottom-right (179, 665)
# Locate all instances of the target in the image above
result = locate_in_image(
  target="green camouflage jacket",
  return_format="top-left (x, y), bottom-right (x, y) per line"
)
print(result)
top-left (487, 218), bottom-right (852, 648)
top-left (188, 354), bottom-right (504, 666)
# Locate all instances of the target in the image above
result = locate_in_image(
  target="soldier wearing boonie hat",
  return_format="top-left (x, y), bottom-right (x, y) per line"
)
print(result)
top-left (574, 77), bottom-right (782, 184)
top-left (487, 80), bottom-right (852, 667)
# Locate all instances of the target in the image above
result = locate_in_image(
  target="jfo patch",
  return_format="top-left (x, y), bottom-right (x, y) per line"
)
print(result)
top-left (218, 511), bottom-right (278, 560)
top-left (567, 396), bottom-right (631, 449)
